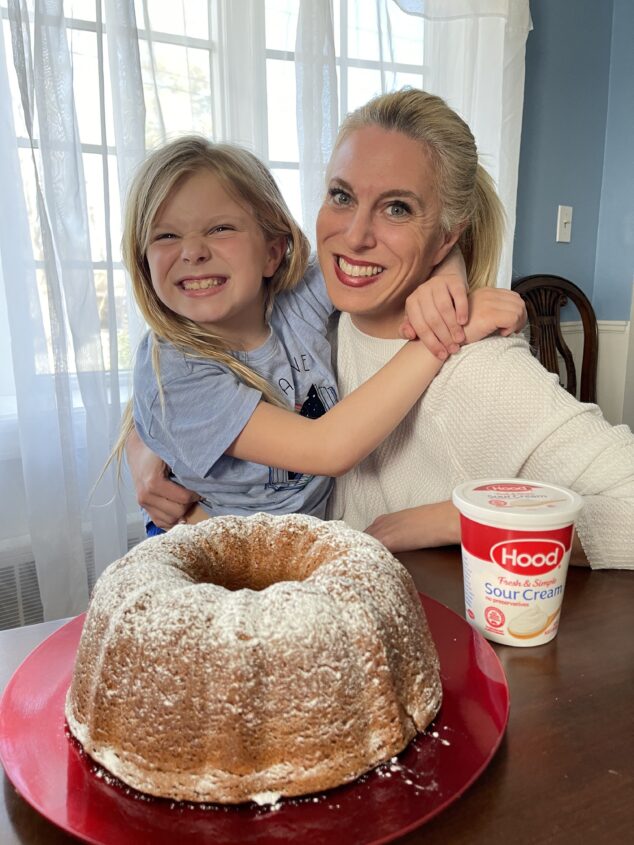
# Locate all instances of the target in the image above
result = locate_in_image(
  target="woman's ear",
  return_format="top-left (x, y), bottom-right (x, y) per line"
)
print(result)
top-left (263, 236), bottom-right (287, 278)
top-left (431, 227), bottom-right (463, 268)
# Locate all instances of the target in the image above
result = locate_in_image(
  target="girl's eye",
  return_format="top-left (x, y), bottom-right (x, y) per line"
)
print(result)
top-left (386, 201), bottom-right (411, 218)
top-left (210, 225), bottom-right (235, 235)
top-left (154, 232), bottom-right (177, 241)
top-left (328, 187), bottom-right (352, 207)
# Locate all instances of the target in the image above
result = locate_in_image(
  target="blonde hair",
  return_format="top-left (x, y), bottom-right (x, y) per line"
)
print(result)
top-left (333, 89), bottom-right (505, 291)
top-left (113, 135), bottom-right (310, 467)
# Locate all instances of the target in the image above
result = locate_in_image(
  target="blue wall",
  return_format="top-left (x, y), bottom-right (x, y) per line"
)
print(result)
top-left (513, 0), bottom-right (634, 321)
top-left (593, 0), bottom-right (634, 320)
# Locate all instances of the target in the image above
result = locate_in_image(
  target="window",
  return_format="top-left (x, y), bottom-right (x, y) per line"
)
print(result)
top-left (2, 0), bottom-right (425, 389)
top-left (0, 0), bottom-right (426, 567)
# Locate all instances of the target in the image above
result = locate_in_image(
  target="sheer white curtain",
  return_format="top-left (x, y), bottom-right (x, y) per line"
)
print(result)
top-left (296, 0), bottom-right (532, 283)
top-left (0, 0), bottom-right (530, 626)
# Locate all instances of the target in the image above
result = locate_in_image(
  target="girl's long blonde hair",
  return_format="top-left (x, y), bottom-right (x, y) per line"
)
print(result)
top-left (113, 136), bottom-right (311, 467)
top-left (332, 88), bottom-right (505, 291)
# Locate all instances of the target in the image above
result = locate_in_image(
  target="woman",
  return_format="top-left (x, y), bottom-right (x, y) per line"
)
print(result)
top-left (129, 89), bottom-right (634, 570)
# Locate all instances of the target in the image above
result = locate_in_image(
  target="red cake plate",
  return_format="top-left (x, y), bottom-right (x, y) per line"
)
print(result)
top-left (0, 594), bottom-right (509, 845)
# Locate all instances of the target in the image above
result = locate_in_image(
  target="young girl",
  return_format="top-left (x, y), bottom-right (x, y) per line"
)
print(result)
top-left (121, 136), bottom-right (524, 532)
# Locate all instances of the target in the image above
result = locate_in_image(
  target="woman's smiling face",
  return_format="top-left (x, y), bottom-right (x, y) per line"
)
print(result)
top-left (316, 126), bottom-right (459, 337)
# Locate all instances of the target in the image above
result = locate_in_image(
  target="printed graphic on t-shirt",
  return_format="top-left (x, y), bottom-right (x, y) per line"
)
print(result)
top-left (266, 383), bottom-right (337, 489)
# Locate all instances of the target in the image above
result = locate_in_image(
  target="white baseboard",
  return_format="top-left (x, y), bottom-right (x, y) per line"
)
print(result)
top-left (560, 320), bottom-right (630, 426)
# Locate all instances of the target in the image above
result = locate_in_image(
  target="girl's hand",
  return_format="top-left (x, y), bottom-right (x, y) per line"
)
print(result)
top-left (463, 287), bottom-right (527, 344)
top-left (365, 501), bottom-right (461, 552)
top-left (399, 246), bottom-right (468, 360)
top-left (126, 428), bottom-right (200, 529)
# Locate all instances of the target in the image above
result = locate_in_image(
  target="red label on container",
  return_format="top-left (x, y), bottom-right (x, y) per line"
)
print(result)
top-left (460, 517), bottom-right (573, 574)
top-left (473, 483), bottom-right (538, 493)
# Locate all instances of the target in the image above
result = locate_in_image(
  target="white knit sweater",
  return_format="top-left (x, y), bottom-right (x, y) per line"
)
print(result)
top-left (329, 313), bottom-right (634, 570)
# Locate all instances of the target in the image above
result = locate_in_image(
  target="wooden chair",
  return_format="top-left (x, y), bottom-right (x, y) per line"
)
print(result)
top-left (511, 274), bottom-right (598, 403)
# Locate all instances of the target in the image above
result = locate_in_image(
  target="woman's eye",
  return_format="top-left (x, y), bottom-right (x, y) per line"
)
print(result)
top-left (386, 201), bottom-right (411, 218)
top-left (329, 188), bottom-right (351, 207)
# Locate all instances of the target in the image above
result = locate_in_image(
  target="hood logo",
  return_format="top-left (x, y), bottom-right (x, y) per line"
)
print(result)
top-left (491, 539), bottom-right (565, 574)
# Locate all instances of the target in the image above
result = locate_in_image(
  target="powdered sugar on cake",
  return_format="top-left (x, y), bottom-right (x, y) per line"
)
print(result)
top-left (65, 513), bottom-right (442, 804)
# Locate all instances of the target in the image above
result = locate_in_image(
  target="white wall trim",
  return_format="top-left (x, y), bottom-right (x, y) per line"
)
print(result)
top-left (561, 320), bottom-right (629, 334)
top-left (559, 319), bottom-right (630, 425)
top-left (622, 280), bottom-right (634, 430)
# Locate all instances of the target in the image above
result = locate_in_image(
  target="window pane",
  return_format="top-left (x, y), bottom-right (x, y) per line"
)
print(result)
top-left (265, 0), bottom-right (299, 52)
top-left (271, 168), bottom-right (303, 230)
top-left (63, 0), bottom-right (96, 23)
top-left (68, 28), bottom-right (102, 146)
top-left (267, 59), bottom-right (298, 162)
top-left (108, 155), bottom-right (123, 264)
top-left (332, 0), bottom-right (341, 56)
top-left (113, 269), bottom-right (133, 370)
top-left (139, 41), bottom-right (213, 145)
top-left (394, 70), bottom-right (425, 91)
top-left (83, 153), bottom-right (107, 261)
top-left (101, 34), bottom-right (116, 148)
top-left (346, 67), bottom-right (382, 112)
top-left (94, 268), bottom-right (132, 372)
top-left (347, 0), bottom-right (379, 61)
top-left (35, 268), bottom-right (55, 376)
top-left (387, 2), bottom-right (424, 66)
top-left (4, 21), bottom-right (29, 139)
top-left (18, 149), bottom-right (43, 263)
top-left (134, 0), bottom-right (209, 39)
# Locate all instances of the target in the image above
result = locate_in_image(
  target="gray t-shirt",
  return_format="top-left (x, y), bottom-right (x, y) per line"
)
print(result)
top-left (133, 259), bottom-right (337, 519)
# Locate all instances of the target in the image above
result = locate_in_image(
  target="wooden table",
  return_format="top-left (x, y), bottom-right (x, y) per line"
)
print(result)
top-left (1, 547), bottom-right (632, 844)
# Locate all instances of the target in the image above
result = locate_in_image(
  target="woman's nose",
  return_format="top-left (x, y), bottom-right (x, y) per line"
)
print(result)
top-left (343, 208), bottom-right (377, 251)
top-left (181, 235), bottom-right (211, 263)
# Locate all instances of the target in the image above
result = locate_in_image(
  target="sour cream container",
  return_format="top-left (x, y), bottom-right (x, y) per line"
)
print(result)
top-left (452, 479), bottom-right (583, 647)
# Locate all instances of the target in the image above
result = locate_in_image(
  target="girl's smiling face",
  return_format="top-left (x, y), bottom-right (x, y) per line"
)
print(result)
top-left (316, 126), bottom-right (459, 337)
top-left (146, 168), bottom-right (284, 350)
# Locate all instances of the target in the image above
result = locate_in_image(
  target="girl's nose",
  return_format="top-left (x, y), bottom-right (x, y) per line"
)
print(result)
top-left (343, 208), bottom-right (377, 251)
top-left (181, 235), bottom-right (211, 263)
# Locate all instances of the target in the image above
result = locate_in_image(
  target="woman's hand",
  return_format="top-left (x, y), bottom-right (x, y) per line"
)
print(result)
top-left (126, 428), bottom-right (200, 529)
top-left (399, 246), bottom-right (468, 359)
top-left (365, 501), bottom-right (461, 552)
top-left (463, 287), bottom-right (526, 344)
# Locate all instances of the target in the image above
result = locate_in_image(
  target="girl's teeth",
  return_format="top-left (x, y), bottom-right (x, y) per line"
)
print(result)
top-left (182, 278), bottom-right (224, 290)
top-left (338, 257), bottom-right (384, 277)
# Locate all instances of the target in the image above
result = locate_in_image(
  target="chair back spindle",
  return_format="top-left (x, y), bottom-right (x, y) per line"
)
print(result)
top-left (511, 274), bottom-right (598, 403)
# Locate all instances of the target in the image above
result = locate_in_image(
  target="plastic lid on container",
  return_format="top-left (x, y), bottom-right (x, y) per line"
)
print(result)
top-left (452, 479), bottom-right (584, 529)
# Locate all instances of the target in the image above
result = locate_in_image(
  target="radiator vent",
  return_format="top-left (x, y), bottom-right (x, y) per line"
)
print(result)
top-left (0, 526), bottom-right (142, 631)
top-left (0, 560), bottom-right (43, 630)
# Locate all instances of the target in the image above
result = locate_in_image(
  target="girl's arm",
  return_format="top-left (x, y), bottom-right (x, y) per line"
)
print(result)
top-left (401, 248), bottom-right (527, 360)
top-left (128, 287), bottom-right (524, 526)
top-left (227, 287), bottom-right (525, 477)
top-left (400, 246), bottom-right (468, 358)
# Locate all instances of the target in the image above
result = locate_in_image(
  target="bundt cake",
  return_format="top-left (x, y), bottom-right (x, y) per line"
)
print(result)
top-left (65, 513), bottom-right (442, 804)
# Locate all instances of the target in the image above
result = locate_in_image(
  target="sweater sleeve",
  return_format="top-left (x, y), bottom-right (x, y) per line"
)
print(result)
top-left (429, 337), bottom-right (634, 570)
top-left (521, 411), bottom-right (634, 570)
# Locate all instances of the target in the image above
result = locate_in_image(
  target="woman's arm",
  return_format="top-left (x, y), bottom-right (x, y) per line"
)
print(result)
top-left (227, 288), bottom-right (525, 477)
top-left (126, 428), bottom-right (199, 529)
top-left (365, 500), bottom-right (590, 564)
top-left (369, 336), bottom-right (631, 567)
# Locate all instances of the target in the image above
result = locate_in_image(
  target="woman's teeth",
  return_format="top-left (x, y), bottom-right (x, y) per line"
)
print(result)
top-left (181, 278), bottom-right (225, 290)
top-left (338, 257), bottom-right (384, 277)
